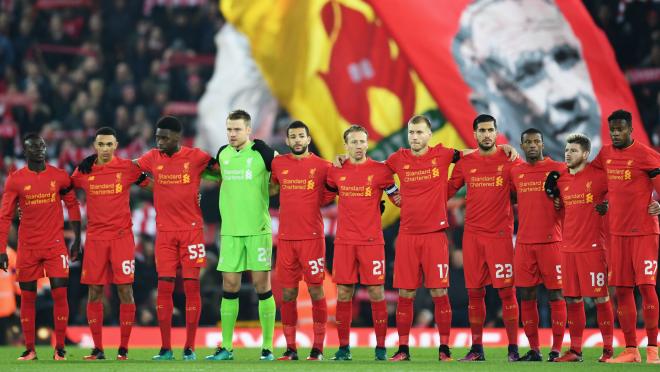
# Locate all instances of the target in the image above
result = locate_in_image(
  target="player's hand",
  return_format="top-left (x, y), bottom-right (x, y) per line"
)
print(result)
top-left (379, 200), bottom-right (386, 215)
top-left (0, 253), bottom-right (7, 272)
top-left (553, 197), bottom-right (562, 210)
top-left (17, 207), bottom-right (22, 220)
top-left (77, 154), bottom-right (98, 174)
top-left (544, 171), bottom-right (561, 198)
top-left (392, 193), bottom-right (401, 207)
top-left (498, 144), bottom-right (519, 161)
top-left (70, 238), bottom-right (82, 262)
top-left (595, 200), bottom-right (608, 216)
top-left (333, 154), bottom-right (348, 168)
top-left (648, 200), bottom-right (660, 216)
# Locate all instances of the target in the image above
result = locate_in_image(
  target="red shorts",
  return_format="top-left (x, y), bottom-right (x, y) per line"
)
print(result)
top-left (609, 235), bottom-right (658, 286)
top-left (514, 241), bottom-right (562, 289)
top-left (561, 250), bottom-right (608, 297)
top-left (155, 229), bottom-right (206, 278)
top-left (333, 244), bottom-right (385, 285)
top-left (16, 244), bottom-right (69, 282)
top-left (82, 234), bottom-right (136, 285)
top-left (462, 231), bottom-right (514, 289)
top-left (276, 238), bottom-right (325, 288)
top-left (394, 232), bottom-right (449, 289)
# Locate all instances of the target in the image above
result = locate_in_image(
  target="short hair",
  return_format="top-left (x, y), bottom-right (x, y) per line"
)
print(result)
top-left (520, 128), bottom-right (544, 143)
top-left (227, 109), bottom-right (252, 127)
top-left (473, 114), bottom-right (497, 130)
top-left (566, 133), bottom-right (591, 152)
top-left (22, 132), bottom-right (41, 143)
top-left (343, 125), bottom-right (368, 143)
top-left (286, 120), bottom-right (310, 136)
top-left (95, 126), bottom-right (117, 138)
top-left (408, 115), bottom-right (432, 130)
top-left (156, 116), bottom-right (182, 133)
top-left (607, 109), bottom-right (632, 127)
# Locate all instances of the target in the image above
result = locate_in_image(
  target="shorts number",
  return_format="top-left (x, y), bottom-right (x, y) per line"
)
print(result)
top-left (644, 260), bottom-right (658, 276)
top-left (372, 260), bottom-right (385, 276)
top-left (60, 255), bottom-right (69, 269)
top-left (555, 265), bottom-right (562, 281)
top-left (122, 260), bottom-right (135, 275)
top-left (495, 263), bottom-right (512, 279)
top-left (308, 258), bottom-right (325, 275)
top-left (187, 244), bottom-right (206, 260)
top-left (437, 264), bottom-right (449, 279)
top-left (257, 247), bottom-right (268, 262)
top-left (590, 272), bottom-right (606, 287)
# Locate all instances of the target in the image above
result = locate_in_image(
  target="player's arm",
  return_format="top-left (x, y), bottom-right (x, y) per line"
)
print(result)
top-left (447, 163), bottom-right (465, 199)
top-left (385, 183), bottom-right (401, 207)
top-left (0, 177), bottom-right (18, 270)
top-left (251, 139), bottom-right (277, 172)
top-left (60, 179), bottom-right (82, 261)
top-left (76, 154), bottom-right (97, 174)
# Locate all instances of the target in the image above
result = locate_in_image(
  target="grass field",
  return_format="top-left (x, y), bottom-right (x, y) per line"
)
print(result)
top-left (1, 347), bottom-right (659, 371)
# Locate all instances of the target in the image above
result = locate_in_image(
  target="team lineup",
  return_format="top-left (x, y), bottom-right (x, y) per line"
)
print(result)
top-left (0, 109), bottom-right (659, 364)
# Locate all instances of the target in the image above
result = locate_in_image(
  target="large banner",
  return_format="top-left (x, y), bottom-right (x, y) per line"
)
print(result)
top-left (370, 0), bottom-right (648, 158)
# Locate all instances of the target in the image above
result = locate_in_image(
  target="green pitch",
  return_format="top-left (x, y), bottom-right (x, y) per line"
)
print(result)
top-left (0, 347), bottom-right (658, 371)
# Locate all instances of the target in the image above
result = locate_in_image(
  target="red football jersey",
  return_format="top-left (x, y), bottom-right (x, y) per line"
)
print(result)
top-left (136, 147), bottom-right (211, 232)
top-left (557, 164), bottom-right (608, 252)
top-left (326, 158), bottom-right (394, 245)
top-left (271, 153), bottom-right (332, 240)
top-left (386, 145), bottom-right (457, 234)
top-left (510, 158), bottom-right (565, 244)
top-left (592, 141), bottom-right (660, 236)
top-left (72, 156), bottom-right (143, 240)
top-left (0, 165), bottom-right (81, 252)
top-left (448, 149), bottom-right (521, 238)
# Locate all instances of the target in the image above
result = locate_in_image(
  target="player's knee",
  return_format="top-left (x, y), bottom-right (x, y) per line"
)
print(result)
top-left (308, 285), bottom-right (324, 301)
top-left (50, 277), bottom-right (68, 289)
top-left (639, 284), bottom-right (658, 300)
top-left (337, 285), bottom-right (354, 301)
top-left (565, 296), bottom-right (582, 304)
top-left (88, 285), bottom-right (104, 302)
top-left (19, 281), bottom-right (37, 292)
top-left (548, 289), bottom-right (564, 302)
top-left (594, 296), bottom-right (609, 304)
top-left (117, 285), bottom-right (134, 304)
top-left (282, 287), bottom-right (299, 302)
top-left (366, 285), bottom-right (385, 301)
top-left (498, 286), bottom-right (515, 300)
top-left (520, 286), bottom-right (537, 301)
top-left (429, 288), bottom-right (447, 297)
top-left (399, 288), bottom-right (416, 298)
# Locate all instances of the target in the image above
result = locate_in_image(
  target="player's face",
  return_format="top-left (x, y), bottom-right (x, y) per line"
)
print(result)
top-left (520, 133), bottom-right (544, 161)
top-left (407, 122), bottom-right (432, 152)
top-left (226, 119), bottom-right (251, 150)
top-left (344, 131), bottom-right (368, 162)
top-left (24, 137), bottom-right (46, 163)
top-left (94, 134), bottom-right (118, 163)
top-left (155, 128), bottom-right (180, 154)
top-left (285, 127), bottom-right (311, 156)
top-left (608, 120), bottom-right (632, 149)
top-left (474, 121), bottom-right (497, 151)
top-left (564, 143), bottom-right (588, 169)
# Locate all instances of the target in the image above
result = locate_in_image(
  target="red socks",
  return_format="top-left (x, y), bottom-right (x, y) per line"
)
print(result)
top-left (467, 288), bottom-right (486, 345)
top-left (567, 301), bottom-right (585, 353)
top-left (371, 300), bottom-right (387, 348)
top-left (549, 299), bottom-right (567, 352)
top-left (521, 300), bottom-right (539, 351)
top-left (157, 280), bottom-right (175, 350)
top-left (639, 284), bottom-right (659, 346)
top-left (183, 279), bottom-right (201, 350)
top-left (596, 300), bottom-right (614, 350)
top-left (119, 303), bottom-right (135, 350)
top-left (396, 296), bottom-right (414, 346)
top-left (51, 287), bottom-right (69, 349)
top-left (499, 286), bottom-right (519, 345)
top-left (433, 295), bottom-right (452, 345)
top-left (311, 298), bottom-right (327, 351)
top-left (87, 301), bottom-right (104, 350)
top-left (615, 287), bottom-right (638, 347)
top-left (281, 300), bottom-right (298, 350)
top-left (20, 290), bottom-right (36, 351)
top-left (335, 300), bottom-right (352, 347)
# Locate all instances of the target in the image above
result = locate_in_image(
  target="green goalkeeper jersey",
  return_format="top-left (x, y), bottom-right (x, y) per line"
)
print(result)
top-left (217, 140), bottom-right (273, 236)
